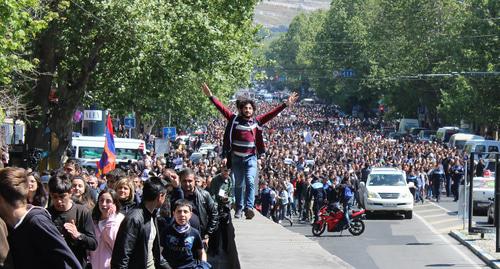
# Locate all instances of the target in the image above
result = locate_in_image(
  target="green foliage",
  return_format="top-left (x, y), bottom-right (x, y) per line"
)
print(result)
top-left (0, 0), bottom-right (55, 84)
top-left (85, 0), bottom-right (259, 127)
top-left (261, 0), bottom-right (499, 130)
top-left (264, 10), bottom-right (327, 90)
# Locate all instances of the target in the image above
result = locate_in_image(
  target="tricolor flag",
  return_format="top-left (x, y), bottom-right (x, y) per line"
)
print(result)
top-left (96, 113), bottom-right (116, 177)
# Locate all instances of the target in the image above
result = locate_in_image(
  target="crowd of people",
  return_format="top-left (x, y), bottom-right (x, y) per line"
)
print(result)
top-left (0, 87), bottom-right (472, 269)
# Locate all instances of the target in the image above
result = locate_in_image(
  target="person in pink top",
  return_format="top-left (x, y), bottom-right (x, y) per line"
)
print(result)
top-left (89, 189), bottom-right (124, 269)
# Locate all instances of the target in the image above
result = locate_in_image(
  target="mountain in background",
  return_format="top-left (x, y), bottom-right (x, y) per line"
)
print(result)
top-left (254, 0), bottom-right (330, 32)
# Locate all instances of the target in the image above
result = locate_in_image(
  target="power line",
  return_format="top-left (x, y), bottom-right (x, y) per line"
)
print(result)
top-left (277, 34), bottom-right (498, 45)
top-left (261, 71), bottom-right (500, 82)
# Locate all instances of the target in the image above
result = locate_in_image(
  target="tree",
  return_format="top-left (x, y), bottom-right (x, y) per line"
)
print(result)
top-left (264, 11), bottom-right (327, 93)
top-left (0, 0), bottom-right (55, 85)
top-left (22, 0), bottom-right (259, 168)
top-left (438, 0), bottom-right (500, 134)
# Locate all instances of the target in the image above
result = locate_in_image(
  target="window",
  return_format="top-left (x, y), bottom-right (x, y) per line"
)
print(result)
top-left (78, 147), bottom-right (141, 161)
top-left (488, 146), bottom-right (498, 152)
top-left (455, 141), bottom-right (466, 149)
top-left (116, 148), bottom-right (141, 160)
top-left (368, 174), bottom-right (406, 186)
top-left (79, 147), bottom-right (103, 159)
top-left (464, 145), bottom-right (472, 153)
top-left (476, 145), bottom-right (486, 153)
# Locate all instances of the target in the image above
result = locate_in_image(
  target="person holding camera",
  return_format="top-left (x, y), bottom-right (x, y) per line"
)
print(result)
top-left (208, 167), bottom-right (234, 255)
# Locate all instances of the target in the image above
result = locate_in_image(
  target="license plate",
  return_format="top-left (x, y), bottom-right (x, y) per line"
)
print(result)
top-left (384, 203), bottom-right (397, 207)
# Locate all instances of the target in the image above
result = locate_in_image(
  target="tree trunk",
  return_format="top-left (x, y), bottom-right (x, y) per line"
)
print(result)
top-left (25, 23), bottom-right (59, 168)
top-left (26, 26), bottom-right (105, 169)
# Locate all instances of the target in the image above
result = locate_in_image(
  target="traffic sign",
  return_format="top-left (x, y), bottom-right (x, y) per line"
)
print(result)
top-left (124, 117), bottom-right (136, 129)
top-left (341, 69), bottom-right (354, 78)
top-left (163, 127), bottom-right (177, 141)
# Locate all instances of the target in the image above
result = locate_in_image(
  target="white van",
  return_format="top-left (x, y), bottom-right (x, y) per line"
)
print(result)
top-left (463, 139), bottom-right (500, 155)
top-left (72, 136), bottom-right (146, 168)
top-left (436, 126), bottom-right (460, 143)
top-left (448, 133), bottom-right (484, 150)
top-left (398, 119), bottom-right (419, 134)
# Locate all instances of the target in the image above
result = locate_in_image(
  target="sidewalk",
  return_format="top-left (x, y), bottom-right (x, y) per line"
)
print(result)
top-left (232, 211), bottom-right (354, 269)
top-left (450, 230), bottom-right (500, 269)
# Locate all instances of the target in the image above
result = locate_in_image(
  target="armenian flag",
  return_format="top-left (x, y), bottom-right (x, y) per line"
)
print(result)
top-left (96, 113), bottom-right (116, 177)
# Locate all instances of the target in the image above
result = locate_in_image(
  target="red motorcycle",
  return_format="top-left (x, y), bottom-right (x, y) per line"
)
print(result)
top-left (312, 205), bottom-right (366, 236)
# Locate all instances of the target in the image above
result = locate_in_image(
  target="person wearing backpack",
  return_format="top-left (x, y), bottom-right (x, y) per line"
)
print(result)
top-left (339, 177), bottom-right (354, 226)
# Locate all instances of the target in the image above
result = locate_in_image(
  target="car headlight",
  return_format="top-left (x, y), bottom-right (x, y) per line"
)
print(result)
top-left (401, 192), bottom-right (411, 199)
top-left (368, 191), bottom-right (380, 199)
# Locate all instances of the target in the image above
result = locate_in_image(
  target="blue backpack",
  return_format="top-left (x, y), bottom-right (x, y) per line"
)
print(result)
top-left (344, 186), bottom-right (354, 202)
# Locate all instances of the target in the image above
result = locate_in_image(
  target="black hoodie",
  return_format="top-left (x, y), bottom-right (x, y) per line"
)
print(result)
top-left (7, 206), bottom-right (82, 269)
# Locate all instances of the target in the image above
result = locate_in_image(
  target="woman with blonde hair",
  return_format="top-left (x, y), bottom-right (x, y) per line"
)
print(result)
top-left (114, 178), bottom-right (136, 214)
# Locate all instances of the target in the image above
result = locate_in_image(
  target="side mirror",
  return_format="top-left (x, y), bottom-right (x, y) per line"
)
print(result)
top-left (359, 182), bottom-right (365, 188)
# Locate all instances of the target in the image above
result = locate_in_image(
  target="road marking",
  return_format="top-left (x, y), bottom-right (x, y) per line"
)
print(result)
top-left (427, 201), bottom-right (455, 213)
top-left (428, 218), bottom-right (461, 225)
top-left (415, 203), bottom-right (434, 207)
top-left (420, 213), bottom-right (451, 218)
top-left (437, 225), bottom-right (464, 234)
top-left (414, 208), bottom-right (443, 213)
top-left (414, 212), bottom-right (482, 268)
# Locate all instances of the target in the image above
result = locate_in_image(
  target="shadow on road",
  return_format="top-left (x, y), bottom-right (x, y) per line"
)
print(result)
top-left (365, 212), bottom-right (405, 220)
top-left (305, 234), bottom-right (354, 238)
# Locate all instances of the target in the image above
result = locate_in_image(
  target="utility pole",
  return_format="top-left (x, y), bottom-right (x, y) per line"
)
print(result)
top-left (168, 109), bottom-right (171, 127)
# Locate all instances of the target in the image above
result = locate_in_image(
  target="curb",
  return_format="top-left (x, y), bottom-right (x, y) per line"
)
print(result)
top-left (449, 230), bottom-right (500, 269)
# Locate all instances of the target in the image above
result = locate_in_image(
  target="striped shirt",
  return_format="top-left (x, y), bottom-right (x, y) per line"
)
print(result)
top-left (210, 96), bottom-right (287, 157)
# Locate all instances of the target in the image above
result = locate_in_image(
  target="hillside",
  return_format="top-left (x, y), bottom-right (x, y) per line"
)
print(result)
top-left (254, 0), bottom-right (330, 30)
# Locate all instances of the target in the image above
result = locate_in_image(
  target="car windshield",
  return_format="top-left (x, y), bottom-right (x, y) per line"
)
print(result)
top-left (455, 141), bottom-right (467, 149)
top-left (79, 147), bottom-right (141, 161)
top-left (368, 174), bottom-right (406, 186)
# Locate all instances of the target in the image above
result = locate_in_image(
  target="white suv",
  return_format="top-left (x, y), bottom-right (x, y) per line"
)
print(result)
top-left (359, 167), bottom-right (414, 219)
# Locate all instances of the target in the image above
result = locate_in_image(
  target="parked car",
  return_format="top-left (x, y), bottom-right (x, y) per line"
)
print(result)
top-left (409, 127), bottom-right (429, 138)
top-left (417, 130), bottom-right (436, 143)
top-left (464, 139), bottom-right (500, 156)
top-left (358, 167), bottom-right (414, 219)
top-left (472, 176), bottom-right (495, 214)
top-left (487, 200), bottom-right (495, 224)
top-left (436, 126), bottom-right (460, 143)
top-left (448, 133), bottom-right (484, 151)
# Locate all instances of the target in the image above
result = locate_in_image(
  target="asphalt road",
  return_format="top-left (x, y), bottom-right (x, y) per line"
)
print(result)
top-left (285, 196), bottom-right (489, 269)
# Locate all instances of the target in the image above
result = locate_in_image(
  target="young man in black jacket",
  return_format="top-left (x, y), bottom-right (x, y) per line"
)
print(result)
top-left (111, 177), bottom-right (171, 269)
top-left (48, 173), bottom-right (97, 268)
top-left (0, 168), bottom-right (81, 269)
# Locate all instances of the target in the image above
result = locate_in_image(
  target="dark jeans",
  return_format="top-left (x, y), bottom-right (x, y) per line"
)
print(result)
top-left (209, 205), bottom-right (231, 255)
top-left (433, 182), bottom-right (441, 202)
top-left (452, 179), bottom-right (460, 201)
top-left (313, 199), bottom-right (322, 222)
top-left (445, 174), bottom-right (452, 197)
top-left (261, 203), bottom-right (271, 218)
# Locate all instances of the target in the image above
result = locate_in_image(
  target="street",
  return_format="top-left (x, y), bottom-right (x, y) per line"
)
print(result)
top-left (286, 196), bottom-right (489, 269)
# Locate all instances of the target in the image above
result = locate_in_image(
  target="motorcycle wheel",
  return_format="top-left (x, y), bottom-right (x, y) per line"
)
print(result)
top-left (348, 219), bottom-right (365, 236)
top-left (312, 222), bottom-right (326, 236)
